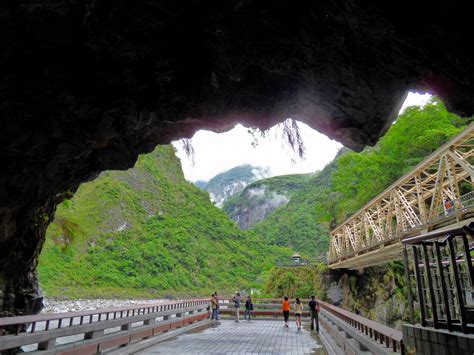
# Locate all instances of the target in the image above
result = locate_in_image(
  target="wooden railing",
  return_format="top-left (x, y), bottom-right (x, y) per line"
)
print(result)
top-left (0, 297), bottom-right (405, 354)
top-left (319, 300), bottom-right (404, 353)
top-left (0, 299), bottom-right (210, 354)
top-left (217, 297), bottom-right (310, 318)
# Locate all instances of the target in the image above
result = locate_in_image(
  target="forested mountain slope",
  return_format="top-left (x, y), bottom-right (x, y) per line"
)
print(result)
top-left (223, 173), bottom-right (312, 229)
top-left (229, 100), bottom-right (470, 259)
top-left (38, 146), bottom-right (293, 298)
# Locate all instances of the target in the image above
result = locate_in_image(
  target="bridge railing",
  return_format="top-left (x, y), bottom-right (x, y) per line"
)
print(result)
top-left (402, 223), bottom-right (474, 334)
top-left (328, 190), bottom-right (474, 266)
top-left (217, 297), bottom-right (311, 318)
top-left (0, 298), bottom-right (210, 354)
top-left (319, 300), bottom-right (404, 353)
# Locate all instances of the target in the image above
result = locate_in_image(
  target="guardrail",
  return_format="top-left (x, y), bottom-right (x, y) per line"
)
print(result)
top-left (0, 299), bottom-right (210, 354)
top-left (217, 297), bottom-right (311, 318)
top-left (319, 300), bottom-right (404, 353)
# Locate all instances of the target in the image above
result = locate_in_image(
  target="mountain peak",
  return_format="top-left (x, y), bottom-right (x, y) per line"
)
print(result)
top-left (201, 165), bottom-right (272, 207)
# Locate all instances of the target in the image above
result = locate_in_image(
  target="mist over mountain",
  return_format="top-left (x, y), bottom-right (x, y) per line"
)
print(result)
top-left (201, 165), bottom-right (272, 207)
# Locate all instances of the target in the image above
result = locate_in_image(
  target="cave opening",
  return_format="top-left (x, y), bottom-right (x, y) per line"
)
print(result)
top-left (33, 92), bottom-right (435, 311)
top-left (3, 1), bottom-right (474, 322)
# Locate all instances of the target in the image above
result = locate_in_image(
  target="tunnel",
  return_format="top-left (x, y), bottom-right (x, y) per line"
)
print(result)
top-left (1, 1), bottom-right (474, 317)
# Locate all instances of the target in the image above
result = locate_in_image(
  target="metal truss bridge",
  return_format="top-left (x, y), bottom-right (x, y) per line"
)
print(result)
top-left (329, 124), bottom-right (474, 269)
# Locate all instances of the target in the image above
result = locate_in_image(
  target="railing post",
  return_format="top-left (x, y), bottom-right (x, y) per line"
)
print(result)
top-left (448, 236), bottom-right (468, 333)
top-left (435, 240), bottom-right (453, 331)
top-left (85, 329), bottom-right (104, 339)
top-left (413, 245), bottom-right (427, 327)
top-left (403, 246), bottom-right (415, 324)
top-left (422, 242), bottom-right (439, 328)
top-left (38, 339), bottom-right (56, 351)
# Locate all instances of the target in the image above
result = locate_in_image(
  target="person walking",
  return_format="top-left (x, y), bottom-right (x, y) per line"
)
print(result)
top-left (232, 292), bottom-right (241, 322)
top-left (294, 297), bottom-right (303, 331)
top-left (210, 293), bottom-right (218, 320)
top-left (244, 295), bottom-right (253, 321)
top-left (282, 296), bottom-right (290, 328)
top-left (214, 292), bottom-right (220, 320)
top-left (308, 295), bottom-right (320, 332)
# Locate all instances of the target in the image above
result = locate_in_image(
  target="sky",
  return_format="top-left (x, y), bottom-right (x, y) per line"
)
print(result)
top-left (173, 92), bottom-right (432, 182)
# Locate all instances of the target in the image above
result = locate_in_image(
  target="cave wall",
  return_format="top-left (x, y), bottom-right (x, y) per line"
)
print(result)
top-left (2, 0), bottom-right (474, 316)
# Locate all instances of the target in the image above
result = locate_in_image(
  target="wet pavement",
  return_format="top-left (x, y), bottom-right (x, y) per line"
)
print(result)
top-left (137, 319), bottom-right (326, 354)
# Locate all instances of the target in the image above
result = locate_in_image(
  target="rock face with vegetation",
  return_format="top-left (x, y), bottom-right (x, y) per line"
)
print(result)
top-left (223, 174), bottom-right (311, 229)
top-left (39, 146), bottom-right (292, 299)
top-left (202, 165), bottom-right (271, 207)
top-left (265, 262), bottom-right (409, 329)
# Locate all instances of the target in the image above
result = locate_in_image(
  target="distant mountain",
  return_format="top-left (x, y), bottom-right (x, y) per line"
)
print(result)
top-left (223, 174), bottom-right (312, 229)
top-left (202, 165), bottom-right (271, 207)
top-left (194, 180), bottom-right (207, 189)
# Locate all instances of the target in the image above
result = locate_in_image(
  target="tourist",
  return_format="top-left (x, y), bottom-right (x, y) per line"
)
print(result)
top-left (214, 291), bottom-right (220, 320)
top-left (244, 295), bottom-right (253, 321)
top-left (294, 297), bottom-right (303, 331)
top-left (282, 296), bottom-right (290, 328)
top-left (308, 295), bottom-right (320, 332)
top-left (444, 198), bottom-right (454, 214)
top-left (232, 292), bottom-right (241, 322)
top-left (211, 293), bottom-right (218, 320)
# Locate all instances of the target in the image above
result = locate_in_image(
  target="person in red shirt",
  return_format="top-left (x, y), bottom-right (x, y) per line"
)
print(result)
top-left (282, 296), bottom-right (290, 328)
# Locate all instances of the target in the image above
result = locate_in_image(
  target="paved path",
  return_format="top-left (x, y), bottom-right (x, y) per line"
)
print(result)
top-left (137, 320), bottom-right (326, 354)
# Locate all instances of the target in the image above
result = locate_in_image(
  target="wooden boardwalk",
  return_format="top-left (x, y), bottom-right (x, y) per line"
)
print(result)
top-left (137, 320), bottom-right (326, 355)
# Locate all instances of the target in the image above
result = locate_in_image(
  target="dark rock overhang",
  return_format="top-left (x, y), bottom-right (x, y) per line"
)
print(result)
top-left (1, 0), bottom-right (474, 317)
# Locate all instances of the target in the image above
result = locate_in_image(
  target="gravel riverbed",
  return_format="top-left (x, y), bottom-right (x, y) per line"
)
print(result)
top-left (41, 298), bottom-right (171, 314)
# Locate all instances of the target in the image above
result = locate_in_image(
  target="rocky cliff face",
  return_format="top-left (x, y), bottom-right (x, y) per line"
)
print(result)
top-left (223, 173), bottom-right (311, 229)
top-left (203, 165), bottom-right (271, 207)
top-left (224, 185), bottom-right (290, 229)
top-left (3, 0), bottom-right (474, 317)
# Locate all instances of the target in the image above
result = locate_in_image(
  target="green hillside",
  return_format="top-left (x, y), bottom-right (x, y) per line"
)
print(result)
top-left (235, 99), bottom-right (470, 260)
top-left (251, 160), bottom-right (338, 259)
top-left (38, 146), bottom-right (293, 299)
top-left (223, 173), bottom-right (312, 229)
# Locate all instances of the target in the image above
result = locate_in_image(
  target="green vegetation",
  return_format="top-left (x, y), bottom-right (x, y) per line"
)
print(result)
top-left (223, 173), bottom-right (311, 214)
top-left (258, 99), bottom-right (470, 324)
top-left (240, 99), bottom-right (470, 261)
top-left (223, 173), bottom-right (312, 229)
top-left (39, 98), bottom-right (471, 315)
top-left (39, 146), bottom-right (293, 299)
top-left (331, 100), bottom-right (467, 219)
top-left (264, 264), bottom-right (329, 299)
top-left (250, 161), bottom-right (338, 259)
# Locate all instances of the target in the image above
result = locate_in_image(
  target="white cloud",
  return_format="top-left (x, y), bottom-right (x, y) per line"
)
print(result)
top-left (174, 92), bottom-right (431, 182)
top-left (399, 92), bottom-right (432, 114)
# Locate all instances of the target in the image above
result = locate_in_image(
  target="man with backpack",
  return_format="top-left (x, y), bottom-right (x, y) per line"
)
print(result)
top-left (308, 295), bottom-right (320, 332)
top-left (244, 295), bottom-right (253, 321)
